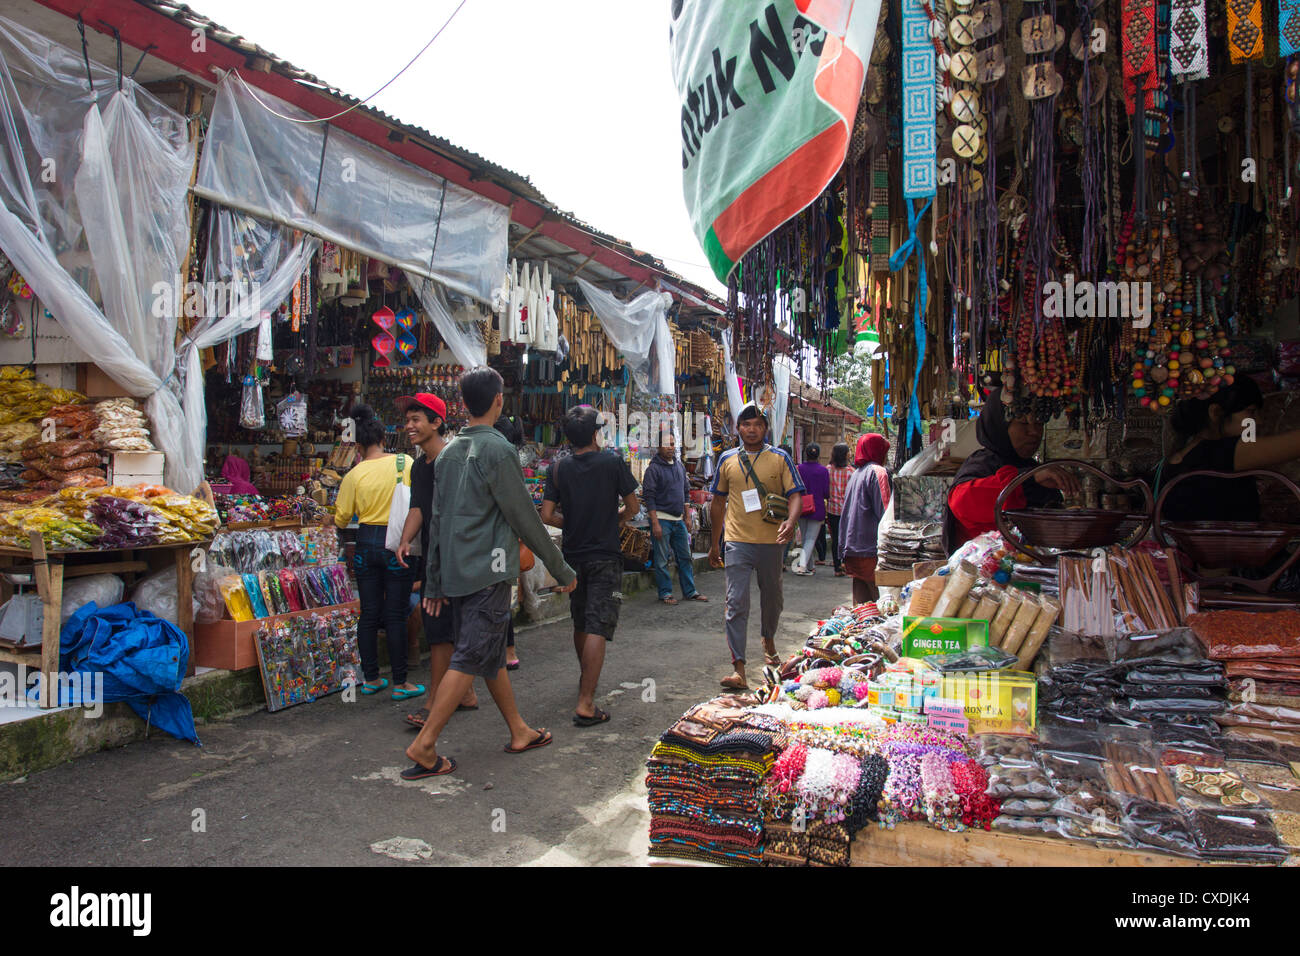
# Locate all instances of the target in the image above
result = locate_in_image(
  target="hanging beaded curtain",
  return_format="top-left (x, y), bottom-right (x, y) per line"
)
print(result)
top-left (730, 189), bottom-right (850, 397)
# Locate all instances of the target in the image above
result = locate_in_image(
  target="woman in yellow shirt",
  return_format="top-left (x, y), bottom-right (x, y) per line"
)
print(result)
top-left (332, 405), bottom-right (421, 699)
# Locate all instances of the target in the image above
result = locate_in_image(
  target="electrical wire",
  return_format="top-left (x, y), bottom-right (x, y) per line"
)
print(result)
top-left (225, 0), bottom-right (720, 301)
top-left (230, 0), bottom-right (468, 125)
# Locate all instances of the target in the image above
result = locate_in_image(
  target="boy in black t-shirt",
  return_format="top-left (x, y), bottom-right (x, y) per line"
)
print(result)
top-left (541, 406), bottom-right (639, 726)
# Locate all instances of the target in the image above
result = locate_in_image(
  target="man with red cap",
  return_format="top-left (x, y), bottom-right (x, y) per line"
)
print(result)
top-left (394, 393), bottom-right (477, 723)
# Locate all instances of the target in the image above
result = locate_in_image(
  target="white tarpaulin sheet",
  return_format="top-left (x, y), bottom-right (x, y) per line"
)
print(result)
top-left (575, 277), bottom-right (674, 395)
top-left (0, 15), bottom-right (197, 489)
top-left (196, 75), bottom-right (508, 306)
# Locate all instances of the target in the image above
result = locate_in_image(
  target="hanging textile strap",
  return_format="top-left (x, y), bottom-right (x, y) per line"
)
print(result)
top-left (1246, 66), bottom-right (1255, 164)
top-left (1170, 0), bottom-right (1209, 79)
top-left (1283, 0), bottom-right (1300, 57)
top-left (1227, 0), bottom-right (1265, 63)
top-left (889, 197), bottom-right (933, 446)
top-left (1122, 0), bottom-right (1158, 115)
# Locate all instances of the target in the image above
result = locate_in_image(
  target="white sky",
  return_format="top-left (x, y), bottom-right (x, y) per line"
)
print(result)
top-left (193, 0), bottom-right (726, 297)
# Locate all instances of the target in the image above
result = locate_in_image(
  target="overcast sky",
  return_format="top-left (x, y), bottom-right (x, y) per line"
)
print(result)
top-left (194, 0), bottom-right (724, 296)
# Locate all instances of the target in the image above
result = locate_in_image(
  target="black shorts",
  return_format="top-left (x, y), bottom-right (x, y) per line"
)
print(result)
top-left (447, 581), bottom-right (512, 678)
top-left (413, 555), bottom-right (455, 647)
top-left (422, 603), bottom-right (455, 646)
top-left (569, 558), bottom-right (623, 640)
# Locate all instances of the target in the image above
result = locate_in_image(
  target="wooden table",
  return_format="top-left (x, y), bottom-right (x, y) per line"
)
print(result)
top-left (0, 537), bottom-right (209, 708)
top-left (850, 820), bottom-right (1284, 867)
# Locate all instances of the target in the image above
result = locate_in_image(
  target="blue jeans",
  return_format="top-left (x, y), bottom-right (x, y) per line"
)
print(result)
top-left (652, 519), bottom-right (697, 599)
top-left (353, 525), bottom-right (414, 685)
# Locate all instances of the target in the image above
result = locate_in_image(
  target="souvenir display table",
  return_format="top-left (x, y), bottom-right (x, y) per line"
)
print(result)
top-left (0, 535), bottom-right (206, 707)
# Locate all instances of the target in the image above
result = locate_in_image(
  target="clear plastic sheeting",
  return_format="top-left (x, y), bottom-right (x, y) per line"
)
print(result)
top-left (0, 15), bottom-right (197, 490)
top-left (720, 327), bottom-right (744, 426)
top-left (770, 360), bottom-right (791, 446)
top-left (175, 208), bottom-right (321, 492)
top-left (404, 272), bottom-right (486, 370)
top-left (575, 277), bottom-right (675, 394)
top-left (196, 75), bottom-right (508, 304)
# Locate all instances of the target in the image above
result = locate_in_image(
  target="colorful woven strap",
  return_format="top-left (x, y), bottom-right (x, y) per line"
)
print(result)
top-left (1122, 0), bottom-right (1158, 114)
top-left (1170, 0), bottom-right (1208, 79)
top-left (1281, 0), bottom-right (1300, 57)
top-left (1227, 0), bottom-right (1264, 63)
top-left (901, 0), bottom-right (936, 199)
top-left (889, 197), bottom-right (933, 447)
top-left (870, 153), bottom-right (890, 271)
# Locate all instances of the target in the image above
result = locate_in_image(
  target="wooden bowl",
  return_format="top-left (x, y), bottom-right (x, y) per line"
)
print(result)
top-left (1002, 508), bottom-right (1146, 551)
top-left (1161, 521), bottom-right (1300, 569)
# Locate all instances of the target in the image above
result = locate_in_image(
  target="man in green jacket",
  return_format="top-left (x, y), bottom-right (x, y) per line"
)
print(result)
top-left (403, 367), bottom-right (576, 779)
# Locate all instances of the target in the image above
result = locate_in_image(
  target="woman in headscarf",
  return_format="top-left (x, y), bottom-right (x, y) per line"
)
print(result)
top-left (221, 454), bottom-right (258, 495)
top-left (943, 388), bottom-right (1081, 552)
top-left (839, 433), bottom-right (892, 603)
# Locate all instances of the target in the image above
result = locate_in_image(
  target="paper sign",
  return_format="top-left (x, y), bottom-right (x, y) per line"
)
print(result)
top-left (925, 697), bottom-right (969, 734)
top-left (902, 617), bottom-right (990, 658)
top-left (929, 713), bottom-right (970, 734)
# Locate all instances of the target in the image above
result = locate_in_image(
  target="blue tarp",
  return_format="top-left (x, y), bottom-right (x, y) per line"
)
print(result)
top-left (27, 601), bottom-right (199, 744)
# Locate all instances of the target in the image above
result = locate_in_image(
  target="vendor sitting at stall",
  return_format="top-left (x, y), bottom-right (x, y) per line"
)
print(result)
top-left (943, 388), bottom-right (1081, 551)
top-left (1156, 377), bottom-right (1300, 521)
top-left (221, 453), bottom-right (258, 496)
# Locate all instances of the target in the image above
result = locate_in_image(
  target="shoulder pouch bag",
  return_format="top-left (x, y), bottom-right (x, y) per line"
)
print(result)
top-left (738, 450), bottom-right (788, 525)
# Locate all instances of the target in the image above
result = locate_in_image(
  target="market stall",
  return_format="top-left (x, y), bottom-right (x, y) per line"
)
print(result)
top-left (647, 530), bottom-right (1300, 866)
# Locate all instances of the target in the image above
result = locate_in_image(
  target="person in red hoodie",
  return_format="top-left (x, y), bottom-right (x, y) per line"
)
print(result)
top-left (942, 389), bottom-right (1081, 553)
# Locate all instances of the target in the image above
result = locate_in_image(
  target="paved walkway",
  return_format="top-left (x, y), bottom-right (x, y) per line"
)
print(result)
top-left (0, 564), bottom-right (850, 866)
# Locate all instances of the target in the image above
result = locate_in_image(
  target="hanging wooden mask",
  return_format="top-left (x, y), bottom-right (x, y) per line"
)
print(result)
top-left (1021, 62), bottom-right (1065, 99)
top-left (1021, 15), bottom-right (1058, 53)
top-left (973, 2), bottom-right (1003, 37)
top-left (977, 44), bottom-right (1007, 83)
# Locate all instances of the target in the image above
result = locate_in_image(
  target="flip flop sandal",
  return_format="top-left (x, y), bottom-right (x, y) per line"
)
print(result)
top-left (685, 594), bottom-right (709, 602)
top-left (400, 755), bottom-right (456, 780)
top-left (405, 708), bottom-right (429, 728)
top-left (659, 596), bottom-right (679, 605)
top-left (392, 684), bottom-right (426, 701)
top-left (456, 702), bottom-right (479, 711)
top-left (719, 675), bottom-right (748, 690)
top-left (505, 729), bottom-right (552, 753)
top-left (765, 653), bottom-right (782, 668)
top-left (360, 678), bottom-right (389, 696)
top-left (573, 707), bottom-right (611, 727)
top-left (835, 570), bottom-right (847, 577)
top-left (506, 660), bottom-right (521, 671)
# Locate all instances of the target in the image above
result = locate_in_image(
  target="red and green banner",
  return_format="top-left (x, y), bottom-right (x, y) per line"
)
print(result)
top-left (670, 0), bottom-right (881, 282)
